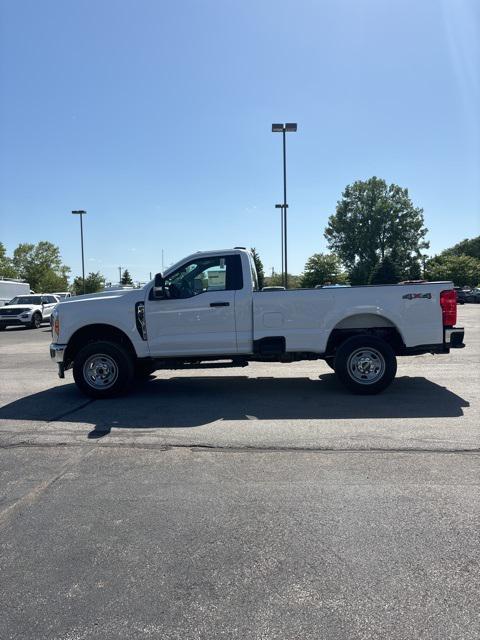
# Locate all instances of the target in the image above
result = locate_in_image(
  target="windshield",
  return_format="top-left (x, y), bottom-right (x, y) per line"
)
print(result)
top-left (8, 296), bottom-right (43, 305)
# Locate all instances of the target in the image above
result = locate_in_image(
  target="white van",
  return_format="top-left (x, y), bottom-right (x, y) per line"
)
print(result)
top-left (0, 278), bottom-right (30, 306)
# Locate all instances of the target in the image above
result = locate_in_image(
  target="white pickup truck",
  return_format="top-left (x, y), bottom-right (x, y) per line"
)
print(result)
top-left (49, 248), bottom-right (464, 398)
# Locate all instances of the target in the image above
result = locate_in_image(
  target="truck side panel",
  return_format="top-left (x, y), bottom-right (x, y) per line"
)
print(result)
top-left (252, 283), bottom-right (447, 353)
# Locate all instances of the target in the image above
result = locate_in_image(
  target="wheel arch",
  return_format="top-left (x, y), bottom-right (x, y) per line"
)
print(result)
top-left (325, 313), bottom-right (406, 356)
top-left (64, 323), bottom-right (137, 368)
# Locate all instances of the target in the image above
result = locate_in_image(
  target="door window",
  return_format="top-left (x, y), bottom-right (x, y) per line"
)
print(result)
top-left (159, 255), bottom-right (243, 300)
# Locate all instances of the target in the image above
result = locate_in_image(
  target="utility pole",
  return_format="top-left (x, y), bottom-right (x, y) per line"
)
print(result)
top-left (271, 123), bottom-right (297, 288)
top-left (118, 266), bottom-right (122, 284)
top-left (71, 210), bottom-right (87, 294)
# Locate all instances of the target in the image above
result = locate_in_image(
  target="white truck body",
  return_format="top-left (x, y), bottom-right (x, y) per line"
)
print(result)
top-left (49, 249), bottom-right (464, 397)
top-left (0, 279), bottom-right (30, 306)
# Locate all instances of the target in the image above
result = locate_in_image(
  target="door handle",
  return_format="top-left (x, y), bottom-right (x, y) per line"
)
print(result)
top-left (210, 302), bottom-right (230, 307)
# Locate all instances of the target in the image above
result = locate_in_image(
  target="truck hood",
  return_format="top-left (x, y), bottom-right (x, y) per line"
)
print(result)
top-left (54, 286), bottom-right (149, 345)
top-left (58, 287), bottom-right (147, 308)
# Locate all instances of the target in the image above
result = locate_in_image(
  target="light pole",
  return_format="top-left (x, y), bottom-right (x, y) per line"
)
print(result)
top-left (275, 203), bottom-right (288, 286)
top-left (272, 123), bottom-right (297, 288)
top-left (71, 210), bottom-right (87, 294)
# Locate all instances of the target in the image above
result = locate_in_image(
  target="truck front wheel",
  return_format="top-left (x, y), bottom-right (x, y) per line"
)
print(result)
top-left (73, 341), bottom-right (135, 399)
top-left (334, 335), bottom-right (397, 395)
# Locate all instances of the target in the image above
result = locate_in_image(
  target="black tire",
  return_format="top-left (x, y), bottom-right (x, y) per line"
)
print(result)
top-left (334, 335), bottom-right (397, 395)
top-left (28, 312), bottom-right (42, 329)
top-left (73, 340), bottom-right (135, 399)
top-left (0, 325), bottom-right (6, 331)
top-left (324, 356), bottom-right (335, 371)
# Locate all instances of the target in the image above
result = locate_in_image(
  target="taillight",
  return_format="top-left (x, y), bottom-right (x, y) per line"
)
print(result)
top-left (440, 290), bottom-right (457, 326)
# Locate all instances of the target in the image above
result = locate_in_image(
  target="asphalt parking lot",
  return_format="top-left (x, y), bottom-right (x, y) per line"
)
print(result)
top-left (0, 306), bottom-right (479, 639)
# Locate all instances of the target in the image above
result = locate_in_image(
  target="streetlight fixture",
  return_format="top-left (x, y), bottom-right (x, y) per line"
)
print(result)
top-left (71, 210), bottom-right (87, 294)
top-left (272, 123), bottom-right (297, 288)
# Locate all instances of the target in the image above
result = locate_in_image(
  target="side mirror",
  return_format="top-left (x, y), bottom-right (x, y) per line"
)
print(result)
top-left (153, 273), bottom-right (165, 299)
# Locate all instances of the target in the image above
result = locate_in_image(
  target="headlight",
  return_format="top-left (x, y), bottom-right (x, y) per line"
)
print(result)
top-left (51, 310), bottom-right (60, 338)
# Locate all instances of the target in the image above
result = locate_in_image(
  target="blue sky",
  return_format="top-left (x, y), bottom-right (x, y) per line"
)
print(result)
top-left (1, 0), bottom-right (479, 283)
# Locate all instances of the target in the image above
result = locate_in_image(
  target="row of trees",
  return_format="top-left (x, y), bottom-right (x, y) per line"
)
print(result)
top-left (0, 241), bottom-right (70, 292)
top-left (257, 177), bottom-right (479, 288)
top-left (0, 242), bottom-right (139, 294)
top-left (70, 269), bottom-right (134, 294)
top-left (2, 178), bottom-right (478, 291)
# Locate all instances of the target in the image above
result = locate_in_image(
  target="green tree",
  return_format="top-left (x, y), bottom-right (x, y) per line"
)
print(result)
top-left (426, 254), bottom-right (480, 288)
top-left (325, 177), bottom-right (429, 284)
top-left (120, 269), bottom-right (133, 285)
top-left (369, 256), bottom-right (401, 284)
top-left (0, 242), bottom-right (18, 278)
top-left (348, 262), bottom-right (372, 286)
top-left (12, 241), bottom-right (70, 292)
top-left (405, 259), bottom-right (423, 281)
top-left (300, 253), bottom-right (348, 288)
top-left (250, 248), bottom-right (265, 289)
top-left (442, 236), bottom-right (480, 260)
top-left (263, 272), bottom-right (302, 288)
top-left (72, 271), bottom-right (105, 295)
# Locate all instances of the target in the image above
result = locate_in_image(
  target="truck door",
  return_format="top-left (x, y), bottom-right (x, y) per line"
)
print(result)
top-left (145, 254), bottom-right (243, 357)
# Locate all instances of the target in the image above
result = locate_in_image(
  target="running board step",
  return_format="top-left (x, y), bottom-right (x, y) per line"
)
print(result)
top-left (153, 358), bottom-right (249, 370)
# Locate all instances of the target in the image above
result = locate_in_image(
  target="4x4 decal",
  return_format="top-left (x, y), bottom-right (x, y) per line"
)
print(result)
top-left (402, 292), bottom-right (432, 300)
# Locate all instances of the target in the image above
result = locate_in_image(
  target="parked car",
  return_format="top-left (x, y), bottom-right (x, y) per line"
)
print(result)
top-left (465, 288), bottom-right (480, 303)
top-left (51, 291), bottom-right (72, 300)
top-left (49, 248), bottom-right (465, 399)
top-left (315, 284), bottom-right (351, 289)
top-left (0, 294), bottom-right (59, 330)
top-left (454, 287), bottom-right (468, 304)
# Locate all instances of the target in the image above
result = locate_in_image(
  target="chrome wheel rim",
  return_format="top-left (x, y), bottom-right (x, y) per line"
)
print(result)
top-left (83, 354), bottom-right (119, 390)
top-left (347, 347), bottom-right (385, 385)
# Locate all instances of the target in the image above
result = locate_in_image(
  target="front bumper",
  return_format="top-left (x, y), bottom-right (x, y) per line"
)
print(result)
top-left (0, 317), bottom-right (31, 327)
top-left (50, 343), bottom-right (67, 378)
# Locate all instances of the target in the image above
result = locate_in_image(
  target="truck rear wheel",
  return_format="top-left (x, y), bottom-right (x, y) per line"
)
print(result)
top-left (334, 335), bottom-right (397, 395)
top-left (73, 340), bottom-right (135, 399)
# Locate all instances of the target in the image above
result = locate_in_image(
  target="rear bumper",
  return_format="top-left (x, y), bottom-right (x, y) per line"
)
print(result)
top-left (445, 327), bottom-right (465, 349)
top-left (401, 327), bottom-right (465, 356)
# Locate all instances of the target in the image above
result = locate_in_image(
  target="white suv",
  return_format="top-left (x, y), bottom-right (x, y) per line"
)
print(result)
top-left (0, 294), bottom-right (59, 330)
